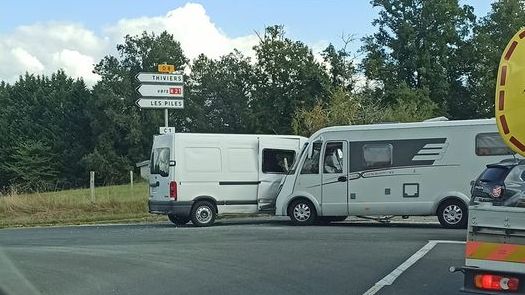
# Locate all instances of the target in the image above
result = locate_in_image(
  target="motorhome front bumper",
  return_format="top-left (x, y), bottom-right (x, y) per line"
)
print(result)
top-left (148, 200), bottom-right (193, 217)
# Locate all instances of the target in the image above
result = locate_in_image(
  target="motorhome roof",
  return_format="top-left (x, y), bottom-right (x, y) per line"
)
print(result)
top-left (167, 133), bottom-right (304, 140)
top-left (310, 118), bottom-right (495, 139)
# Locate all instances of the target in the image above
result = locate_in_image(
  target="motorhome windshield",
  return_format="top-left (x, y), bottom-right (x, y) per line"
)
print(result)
top-left (288, 142), bottom-right (308, 174)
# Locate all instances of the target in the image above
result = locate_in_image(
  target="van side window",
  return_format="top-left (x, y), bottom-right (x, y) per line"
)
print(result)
top-left (301, 142), bottom-right (322, 174)
top-left (150, 148), bottom-right (170, 177)
top-left (476, 133), bottom-right (514, 156)
top-left (323, 142), bottom-right (343, 173)
top-left (363, 144), bottom-right (393, 169)
top-left (262, 149), bottom-right (296, 174)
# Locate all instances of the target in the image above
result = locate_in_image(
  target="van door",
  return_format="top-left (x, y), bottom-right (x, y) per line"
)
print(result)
top-left (257, 137), bottom-right (300, 211)
top-left (321, 141), bottom-right (348, 216)
top-left (149, 135), bottom-right (173, 201)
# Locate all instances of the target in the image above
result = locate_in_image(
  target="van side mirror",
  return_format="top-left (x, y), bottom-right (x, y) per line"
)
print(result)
top-left (470, 180), bottom-right (475, 187)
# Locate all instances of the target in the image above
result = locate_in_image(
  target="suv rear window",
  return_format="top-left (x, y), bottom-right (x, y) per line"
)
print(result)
top-left (479, 167), bottom-right (509, 182)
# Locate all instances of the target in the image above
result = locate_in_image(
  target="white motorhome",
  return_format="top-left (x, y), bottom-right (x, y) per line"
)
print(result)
top-left (275, 119), bottom-right (518, 228)
top-left (148, 133), bottom-right (307, 226)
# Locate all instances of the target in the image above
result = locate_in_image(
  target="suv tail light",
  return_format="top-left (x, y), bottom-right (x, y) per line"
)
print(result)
top-left (169, 181), bottom-right (177, 200)
top-left (475, 274), bottom-right (519, 291)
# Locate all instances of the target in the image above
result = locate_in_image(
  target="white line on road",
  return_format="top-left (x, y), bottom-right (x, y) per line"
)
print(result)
top-left (362, 240), bottom-right (465, 295)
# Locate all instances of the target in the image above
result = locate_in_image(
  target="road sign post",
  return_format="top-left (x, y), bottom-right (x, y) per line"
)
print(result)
top-left (135, 64), bottom-right (184, 133)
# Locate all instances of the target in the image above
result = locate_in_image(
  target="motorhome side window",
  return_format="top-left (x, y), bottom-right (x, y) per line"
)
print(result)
top-left (363, 144), bottom-right (393, 169)
top-left (262, 149), bottom-right (296, 174)
top-left (150, 148), bottom-right (170, 177)
top-left (301, 142), bottom-right (322, 174)
top-left (475, 133), bottom-right (514, 156)
top-left (323, 142), bottom-right (343, 173)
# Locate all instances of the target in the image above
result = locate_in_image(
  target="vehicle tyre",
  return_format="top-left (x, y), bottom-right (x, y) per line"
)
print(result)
top-left (168, 214), bottom-right (190, 225)
top-left (191, 201), bottom-right (217, 227)
top-left (437, 199), bottom-right (468, 229)
top-left (288, 199), bottom-right (317, 226)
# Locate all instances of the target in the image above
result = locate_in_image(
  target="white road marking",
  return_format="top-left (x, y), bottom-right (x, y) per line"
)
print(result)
top-left (362, 240), bottom-right (465, 295)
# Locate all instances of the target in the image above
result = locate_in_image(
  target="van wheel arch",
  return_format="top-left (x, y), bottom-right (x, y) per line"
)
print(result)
top-left (193, 196), bottom-right (218, 213)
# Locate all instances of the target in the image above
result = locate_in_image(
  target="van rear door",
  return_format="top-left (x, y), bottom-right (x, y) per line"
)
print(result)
top-left (257, 137), bottom-right (300, 210)
top-left (149, 135), bottom-right (174, 201)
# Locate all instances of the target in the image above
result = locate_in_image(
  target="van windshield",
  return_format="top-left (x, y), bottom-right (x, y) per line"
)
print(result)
top-left (288, 142), bottom-right (308, 175)
top-left (150, 147), bottom-right (170, 177)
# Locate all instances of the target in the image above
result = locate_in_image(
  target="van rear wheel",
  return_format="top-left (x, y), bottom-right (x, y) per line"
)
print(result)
top-left (168, 214), bottom-right (190, 225)
top-left (288, 199), bottom-right (317, 226)
top-left (437, 199), bottom-right (467, 229)
top-left (191, 201), bottom-right (216, 227)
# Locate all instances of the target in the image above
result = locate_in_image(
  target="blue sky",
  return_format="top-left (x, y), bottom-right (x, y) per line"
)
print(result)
top-left (1, 1), bottom-right (492, 44)
top-left (0, 1), bottom-right (494, 85)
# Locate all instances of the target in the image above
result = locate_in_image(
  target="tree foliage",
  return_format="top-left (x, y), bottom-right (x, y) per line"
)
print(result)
top-left (251, 25), bottom-right (330, 134)
top-left (361, 0), bottom-right (475, 118)
top-left (87, 31), bottom-right (189, 184)
top-left (0, 1), bottom-right (522, 191)
top-left (467, 0), bottom-right (525, 117)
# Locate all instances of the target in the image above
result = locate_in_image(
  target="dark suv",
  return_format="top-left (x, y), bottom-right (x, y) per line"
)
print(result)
top-left (470, 159), bottom-right (525, 207)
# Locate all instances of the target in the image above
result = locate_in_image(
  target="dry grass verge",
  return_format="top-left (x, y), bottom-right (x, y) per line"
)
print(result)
top-left (0, 182), bottom-right (166, 228)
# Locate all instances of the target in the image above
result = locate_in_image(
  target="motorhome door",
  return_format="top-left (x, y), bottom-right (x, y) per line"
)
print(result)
top-left (321, 141), bottom-right (349, 216)
top-left (257, 137), bottom-right (300, 210)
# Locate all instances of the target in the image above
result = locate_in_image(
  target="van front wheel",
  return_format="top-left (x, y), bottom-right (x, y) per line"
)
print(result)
top-left (288, 199), bottom-right (317, 226)
top-left (191, 201), bottom-right (217, 227)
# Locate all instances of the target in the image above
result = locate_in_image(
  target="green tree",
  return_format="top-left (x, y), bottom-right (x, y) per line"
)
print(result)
top-left (292, 88), bottom-right (385, 136)
top-left (361, 0), bottom-right (475, 118)
top-left (292, 86), bottom-right (437, 136)
top-left (187, 51), bottom-right (254, 133)
top-left (89, 31), bottom-right (189, 184)
top-left (251, 25), bottom-right (330, 134)
top-left (322, 41), bottom-right (357, 91)
top-left (2, 140), bottom-right (59, 192)
top-left (467, 0), bottom-right (525, 117)
top-left (0, 72), bottom-right (92, 190)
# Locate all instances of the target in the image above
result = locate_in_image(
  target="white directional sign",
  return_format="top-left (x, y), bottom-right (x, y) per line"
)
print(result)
top-left (136, 98), bottom-right (184, 109)
top-left (136, 72), bottom-right (183, 84)
top-left (137, 84), bottom-right (184, 98)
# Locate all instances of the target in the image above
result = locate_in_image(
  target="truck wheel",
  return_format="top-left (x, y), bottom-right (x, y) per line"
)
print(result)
top-left (288, 199), bottom-right (317, 226)
top-left (191, 201), bottom-right (216, 227)
top-left (168, 214), bottom-right (190, 225)
top-left (437, 199), bottom-right (468, 229)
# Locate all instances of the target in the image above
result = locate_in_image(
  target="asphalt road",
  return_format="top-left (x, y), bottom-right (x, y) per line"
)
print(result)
top-left (0, 217), bottom-right (467, 295)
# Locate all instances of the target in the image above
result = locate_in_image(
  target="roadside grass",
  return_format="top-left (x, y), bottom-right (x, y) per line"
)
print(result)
top-left (0, 182), bottom-right (165, 228)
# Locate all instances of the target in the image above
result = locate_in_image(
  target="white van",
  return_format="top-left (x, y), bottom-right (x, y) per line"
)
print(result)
top-left (275, 119), bottom-right (518, 228)
top-left (148, 133), bottom-right (307, 226)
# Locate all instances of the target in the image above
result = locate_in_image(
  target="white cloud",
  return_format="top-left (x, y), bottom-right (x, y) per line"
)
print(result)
top-left (52, 49), bottom-right (100, 85)
top-left (11, 48), bottom-right (45, 73)
top-left (0, 22), bottom-right (108, 86)
top-left (105, 3), bottom-right (259, 60)
top-left (0, 2), bottom-right (326, 86)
